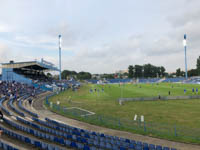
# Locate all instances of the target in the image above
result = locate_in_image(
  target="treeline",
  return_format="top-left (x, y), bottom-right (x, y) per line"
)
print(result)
top-left (128, 64), bottom-right (166, 78)
top-left (61, 70), bottom-right (92, 80)
top-left (128, 56), bottom-right (200, 78)
top-left (175, 56), bottom-right (200, 77)
top-left (100, 74), bottom-right (115, 79)
top-left (60, 56), bottom-right (200, 80)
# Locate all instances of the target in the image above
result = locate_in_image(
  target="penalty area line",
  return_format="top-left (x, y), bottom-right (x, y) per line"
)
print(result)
top-left (64, 107), bottom-right (95, 117)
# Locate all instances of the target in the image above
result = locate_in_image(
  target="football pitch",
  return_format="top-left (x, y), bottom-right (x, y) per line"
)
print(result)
top-left (48, 83), bottom-right (200, 143)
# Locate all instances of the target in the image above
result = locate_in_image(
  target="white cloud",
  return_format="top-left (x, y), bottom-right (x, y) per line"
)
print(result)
top-left (0, 44), bottom-right (11, 63)
top-left (0, 44), bottom-right (12, 73)
top-left (1, 0), bottom-right (200, 74)
top-left (0, 23), bottom-right (13, 33)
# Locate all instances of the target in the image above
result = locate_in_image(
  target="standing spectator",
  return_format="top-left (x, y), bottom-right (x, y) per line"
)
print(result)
top-left (28, 98), bottom-right (32, 105)
top-left (168, 91), bottom-right (171, 95)
top-left (196, 88), bottom-right (198, 94)
top-left (158, 94), bottom-right (161, 100)
top-left (0, 109), bottom-right (3, 120)
top-left (0, 130), bottom-right (3, 138)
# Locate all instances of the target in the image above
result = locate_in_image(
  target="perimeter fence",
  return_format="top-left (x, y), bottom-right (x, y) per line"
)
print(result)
top-left (45, 94), bottom-right (200, 144)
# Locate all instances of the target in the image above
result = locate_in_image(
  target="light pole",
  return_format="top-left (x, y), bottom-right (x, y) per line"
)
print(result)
top-left (120, 82), bottom-right (123, 98)
top-left (183, 34), bottom-right (187, 79)
top-left (59, 35), bottom-right (62, 81)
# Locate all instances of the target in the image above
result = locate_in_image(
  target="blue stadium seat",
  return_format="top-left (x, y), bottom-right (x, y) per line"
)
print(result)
top-left (149, 144), bottom-right (156, 150)
top-left (93, 140), bottom-right (99, 147)
top-left (125, 139), bottom-right (130, 143)
top-left (25, 137), bottom-right (31, 143)
top-left (65, 140), bottom-right (71, 146)
top-left (156, 145), bottom-right (162, 150)
top-left (129, 143), bottom-right (135, 149)
top-left (77, 142), bottom-right (84, 149)
top-left (90, 146), bottom-right (97, 150)
top-left (70, 141), bottom-right (78, 148)
top-left (106, 143), bottom-right (112, 149)
top-left (83, 145), bottom-right (90, 150)
top-left (48, 144), bottom-right (54, 150)
top-left (100, 142), bottom-right (106, 148)
top-left (120, 146), bottom-right (126, 150)
top-left (135, 144), bottom-right (142, 150)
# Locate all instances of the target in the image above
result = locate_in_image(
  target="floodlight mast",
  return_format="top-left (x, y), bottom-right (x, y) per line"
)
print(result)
top-left (59, 35), bottom-right (62, 81)
top-left (183, 34), bottom-right (188, 79)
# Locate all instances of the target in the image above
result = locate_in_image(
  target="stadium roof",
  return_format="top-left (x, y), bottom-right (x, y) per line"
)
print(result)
top-left (1, 60), bottom-right (59, 71)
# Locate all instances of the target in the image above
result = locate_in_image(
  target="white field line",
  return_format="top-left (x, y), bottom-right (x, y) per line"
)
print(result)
top-left (64, 107), bottom-right (95, 117)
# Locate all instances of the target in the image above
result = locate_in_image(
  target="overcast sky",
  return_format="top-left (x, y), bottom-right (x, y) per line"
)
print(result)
top-left (0, 0), bottom-right (200, 74)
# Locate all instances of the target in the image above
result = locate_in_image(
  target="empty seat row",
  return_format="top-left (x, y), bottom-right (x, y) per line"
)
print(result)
top-left (18, 98), bottom-right (38, 118)
top-left (0, 124), bottom-right (64, 150)
top-left (8, 98), bottom-right (25, 117)
top-left (17, 117), bottom-right (102, 149)
top-left (4, 117), bottom-right (97, 149)
top-left (17, 116), bottom-right (155, 150)
top-left (0, 140), bottom-right (19, 150)
top-left (0, 97), bottom-right (12, 116)
top-left (43, 118), bottom-right (175, 150)
top-left (44, 117), bottom-right (177, 150)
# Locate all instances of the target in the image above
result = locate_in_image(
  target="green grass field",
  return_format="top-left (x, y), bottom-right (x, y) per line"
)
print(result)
top-left (47, 83), bottom-right (200, 143)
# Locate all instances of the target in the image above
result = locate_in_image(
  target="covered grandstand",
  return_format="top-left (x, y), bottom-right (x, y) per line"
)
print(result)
top-left (1, 59), bottom-right (59, 85)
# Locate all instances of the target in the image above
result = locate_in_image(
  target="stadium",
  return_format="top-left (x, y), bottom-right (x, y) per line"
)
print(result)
top-left (1, 59), bottom-right (200, 150)
top-left (1, 1), bottom-right (200, 150)
top-left (1, 58), bottom-right (200, 150)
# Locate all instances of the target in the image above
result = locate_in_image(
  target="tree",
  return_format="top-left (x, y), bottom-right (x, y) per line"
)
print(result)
top-left (176, 68), bottom-right (181, 77)
top-left (134, 65), bottom-right (143, 78)
top-left (160, 66), bottom-right (166, 77)
top-left (188, 69), bottom-right (198, 77)
top-left (77, 72), bottom-right (92, 80)
top-left (128, 64), bottom-right (166, 78)
top-left (143, 64), bottom-right (158, 78)
top-left (61, 70), bottom-right (77, 79)
top-left (143, 64), bottom-right (152, 78)
top-left (157, 67), bottom-right (161, 77)
top-left (128, 65), bottom-right (134, 78)
top-left (196, 56), bottom-right (200, 75)
top-left (46, 72), bottom-right (52, 78)
top-left (101, 74), bottom-right (115, 79)
top-left (123, 72), bottom-right (129, 78)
